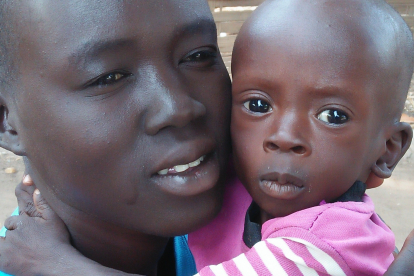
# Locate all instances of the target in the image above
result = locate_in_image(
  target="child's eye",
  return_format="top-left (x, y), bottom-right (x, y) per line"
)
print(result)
top-left (180, 49), bottom-right (217, 66)
top-left (91, 72), bottom-right (131, 87)
top-left (317, 109), bottom-right (349, 125)
top-left (243, 99), bottom-right (272, 113)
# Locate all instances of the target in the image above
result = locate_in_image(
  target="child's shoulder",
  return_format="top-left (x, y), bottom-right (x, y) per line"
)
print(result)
top-left (262, 194), bottom-right (377, 238)
top-left (261, 195), bottom-right (394, 275)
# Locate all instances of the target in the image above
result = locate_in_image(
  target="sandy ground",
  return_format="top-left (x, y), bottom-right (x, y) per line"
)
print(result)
top-left (0, 141), bottom-right (413, 249)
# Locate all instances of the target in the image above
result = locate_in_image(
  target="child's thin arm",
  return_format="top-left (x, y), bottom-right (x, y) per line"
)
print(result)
top-left (384, 229), bottom-right (414, 276)
top-left (0, 189), bottom-right (141, 276)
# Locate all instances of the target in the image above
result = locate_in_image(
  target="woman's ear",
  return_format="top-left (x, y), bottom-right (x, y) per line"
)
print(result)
top-left (371, 122), bottom-right (413, 179)
top-left (0, 97), bottom-right (25, 156)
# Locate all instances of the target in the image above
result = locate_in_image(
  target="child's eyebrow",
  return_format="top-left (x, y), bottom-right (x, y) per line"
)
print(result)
top-left (68, 39), bottom-right (135, 68)
top-left (309, 85), bottom-right (356, 99)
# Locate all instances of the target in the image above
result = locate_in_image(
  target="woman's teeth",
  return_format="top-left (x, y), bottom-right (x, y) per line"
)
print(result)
top-left (157, 155), bottom-right (205, 175)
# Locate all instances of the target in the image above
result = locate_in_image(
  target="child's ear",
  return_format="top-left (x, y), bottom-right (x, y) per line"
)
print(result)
top-left (0, 97), bottom-right (25, 156)
top-left (371, 122), bottom-right (413, 179)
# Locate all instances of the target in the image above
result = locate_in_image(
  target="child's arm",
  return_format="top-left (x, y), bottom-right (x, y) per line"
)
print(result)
top-left (384, 229), bottom-right (414, 276)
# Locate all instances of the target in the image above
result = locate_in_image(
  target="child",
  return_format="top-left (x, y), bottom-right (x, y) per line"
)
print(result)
top-left (195, 0), bottom-right (414, 275)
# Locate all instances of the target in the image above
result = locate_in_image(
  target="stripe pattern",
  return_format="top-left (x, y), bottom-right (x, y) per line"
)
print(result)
top-left (195, 237), bottom-right (348, 276)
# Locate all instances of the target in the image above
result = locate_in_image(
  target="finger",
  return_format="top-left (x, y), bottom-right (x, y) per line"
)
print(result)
top-left (33, 189), bottom-right (56, 221)
top-left (3, 216), bottom-right (22, 231)
top-left (22, 174), bottom-right (34, 186)
top-left (15, 178), bottom-right (36, 204)
top-left (365, 172), bottom-right (384, 189)
top-left (16, 184), bottom-right (39, 217)
top-left (16, 175), bottom-right (39, 217)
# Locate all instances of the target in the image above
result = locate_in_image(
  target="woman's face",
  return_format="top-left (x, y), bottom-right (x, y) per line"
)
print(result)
top-left (9, 0), bottom-right (232, 236)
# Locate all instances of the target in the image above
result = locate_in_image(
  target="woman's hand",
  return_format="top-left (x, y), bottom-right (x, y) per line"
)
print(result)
top-left (0, 187), bottom-right (73, 276)
top-left (15, 175), bottom-right (42, 217)
top-left (0, 175), bottom-right (139, 276)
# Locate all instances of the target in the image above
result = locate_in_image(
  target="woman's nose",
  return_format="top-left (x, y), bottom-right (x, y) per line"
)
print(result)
top-left (143, 87), bottom-right (206, 136)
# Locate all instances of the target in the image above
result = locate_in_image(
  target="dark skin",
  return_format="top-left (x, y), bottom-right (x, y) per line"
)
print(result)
top-left (231, 0), bottom-right (413, 223)
top-left (384, 229), bottom-right (414, 276)
top-left (0, 0), bottom-right (231, 275)
top-left (1, 0), bottom-right (414, 275)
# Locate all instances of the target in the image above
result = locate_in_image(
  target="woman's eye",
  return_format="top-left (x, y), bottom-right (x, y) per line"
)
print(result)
top-left (317, 109), bottom-right (349, 125)
top-left (182, 50), bottom-right (217, 64)
top-left (92, 72), bottom-right (129, 87)
top-left (243, 99), bottom-right (272, 113)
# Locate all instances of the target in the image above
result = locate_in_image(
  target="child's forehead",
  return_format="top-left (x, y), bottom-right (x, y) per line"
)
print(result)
top-left (244, 1), bottom-right (373, 46)
top-left (235, 0), bottom-right (403, 81)
top-left (236, 12), bottom-right (375, 77)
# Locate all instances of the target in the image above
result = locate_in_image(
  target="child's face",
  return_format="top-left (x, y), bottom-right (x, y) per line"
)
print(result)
top-left (231, 6), bottom-right (388, 218)
top-left (9, 0), bottom-right (231, 236)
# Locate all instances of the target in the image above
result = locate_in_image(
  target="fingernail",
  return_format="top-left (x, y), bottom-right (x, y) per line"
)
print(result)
top-left (23, 174), bottom-right (33, 185)
top-left (34, 189), bottom-right (40, 195)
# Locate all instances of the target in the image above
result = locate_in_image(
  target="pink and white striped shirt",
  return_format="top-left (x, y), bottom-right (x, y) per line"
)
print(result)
top-left (195, 193), bottom-right (394, 276)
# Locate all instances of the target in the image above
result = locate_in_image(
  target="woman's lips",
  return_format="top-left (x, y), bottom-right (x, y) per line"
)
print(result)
top-left (151, 149), bottom-right (221, 197)
top-left (259, 172), bottom-right (305, 200)
top-left (157, 155), bottom-right (205, 175)
top-left (152, 139), bottom-right (215, 176)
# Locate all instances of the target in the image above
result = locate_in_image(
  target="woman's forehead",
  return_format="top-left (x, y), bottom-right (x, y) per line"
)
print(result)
top-left (13, 0), bottom-right (213, 35)
top-left (11, 0), bottom-right (216, 64)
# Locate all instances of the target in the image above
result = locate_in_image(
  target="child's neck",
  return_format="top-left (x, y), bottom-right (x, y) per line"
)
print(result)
top-left (257, 180), bottom-right (367, 225)
top-left (259, 210), bottom-right (275, 225)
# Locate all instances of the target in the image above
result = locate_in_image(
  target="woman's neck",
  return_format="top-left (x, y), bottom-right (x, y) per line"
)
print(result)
top-left (66, 214), bottom-right (169, 275)
top-left (25, 163), bottom-right (171, 275)
top-left (42, 188), bottom-right (169, 275)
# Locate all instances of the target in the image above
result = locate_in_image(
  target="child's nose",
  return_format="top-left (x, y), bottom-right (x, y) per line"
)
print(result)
top-left (263, 113), bottom-right (311, 156)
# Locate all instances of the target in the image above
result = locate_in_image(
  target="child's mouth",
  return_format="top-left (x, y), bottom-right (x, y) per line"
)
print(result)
top-left (157, 155), bottom-right (205, 175)
top-left (259, 172), bottom-right (305, 200)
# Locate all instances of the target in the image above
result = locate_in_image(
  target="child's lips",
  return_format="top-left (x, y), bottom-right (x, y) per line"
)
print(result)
top-left (259, 172), bottom-right (306, 200)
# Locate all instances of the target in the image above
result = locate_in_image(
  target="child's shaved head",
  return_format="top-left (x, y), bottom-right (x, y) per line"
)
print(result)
top-left (231, 0), bottom-right (414, 218)
top-left (233, 0), bottom-right (414, 123)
